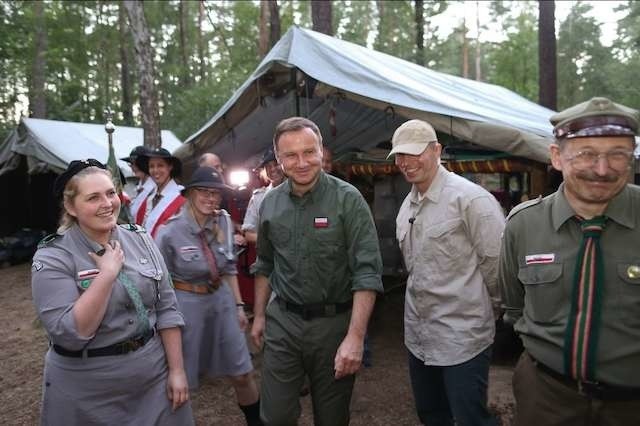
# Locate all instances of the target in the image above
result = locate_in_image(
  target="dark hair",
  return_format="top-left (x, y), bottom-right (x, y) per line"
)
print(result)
top-left (272, 117), bottom-right (323, 151)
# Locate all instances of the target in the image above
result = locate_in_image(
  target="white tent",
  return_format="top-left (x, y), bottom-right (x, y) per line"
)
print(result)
top-left (176, 26), bottom-right (555, 170)
top-left (0, 117), bottom-right (183, 177)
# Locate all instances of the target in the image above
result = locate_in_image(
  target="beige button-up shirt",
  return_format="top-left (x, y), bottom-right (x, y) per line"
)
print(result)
top-left (396, 165), bottom-right (505, 365)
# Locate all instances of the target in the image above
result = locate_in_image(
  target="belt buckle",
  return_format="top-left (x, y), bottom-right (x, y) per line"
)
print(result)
top-left (124, 338), bottom-right (142, 353)
top-left (578, 380), bottom-right (601, 398)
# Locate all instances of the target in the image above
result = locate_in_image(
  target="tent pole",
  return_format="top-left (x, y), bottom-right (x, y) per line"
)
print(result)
top-left (290, 68), bottom-right (300, 116)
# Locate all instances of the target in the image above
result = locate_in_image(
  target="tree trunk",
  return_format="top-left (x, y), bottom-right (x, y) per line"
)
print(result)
top-left (475, 1), bottom-right (481, 80)
top-left (269, 1), bottom-right (281, 48)
top-left (30, 0), bottom-right (47, 118)
top-left (179, 0), bottom-right (192, 87)
top-left (259, 1), bottom-right (270, 58)
top-left (461, 18), bottom-right (469, 78)
top-left (124, 0), bottom-right (162, 148)
top-left (538, 0), bottom-right (557, 110)
top-left (415, 0), bottom-right (424, 66)
top-left (197, 0), bottom-right (206, 82)
top-left (119, 3), bottom-right (134, 126)
top-left (311, 1), bottom-right (332, 35)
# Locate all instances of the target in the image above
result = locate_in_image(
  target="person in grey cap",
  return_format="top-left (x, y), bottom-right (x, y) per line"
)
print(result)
top-left (499, 97), bottom-right (640, 425)
top-left (155, 166), bottom-right (262, 426)
top-left (31, 159), bottom-right (193, 425)
top-left (121, 145), bottom-right (155, 220)
top-left (241, 147), bottom-right (285, 243)
top-left (389, 119), bottom-right (504, 426)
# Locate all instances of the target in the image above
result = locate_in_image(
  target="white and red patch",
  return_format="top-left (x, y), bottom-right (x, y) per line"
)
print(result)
top-left (314, 217), bottom-right (329, 228)
top-left (77, 269), bottom-right (100, 279)
top-left (525, 253), bottom-right (555, 265)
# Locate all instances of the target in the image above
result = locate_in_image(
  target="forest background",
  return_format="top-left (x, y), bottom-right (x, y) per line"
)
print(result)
top-left (1, 0), bottom-right (639, 145)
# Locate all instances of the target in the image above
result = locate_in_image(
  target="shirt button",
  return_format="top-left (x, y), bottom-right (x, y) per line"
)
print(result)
top-left (128, 319), bottom-right (134, 324)
top-left (125, 303), bottom-right (132, 309)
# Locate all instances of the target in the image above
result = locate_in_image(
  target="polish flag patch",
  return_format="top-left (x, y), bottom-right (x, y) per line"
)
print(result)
top-left (525, 253), bottom-right (555, 265)
top-left (314, 217), bottom-right (329, 228)
top-left (77, 269), bottom-right (100, 279)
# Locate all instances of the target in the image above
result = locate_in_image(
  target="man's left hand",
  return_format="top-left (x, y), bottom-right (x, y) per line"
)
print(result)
top-left (334, 334), bottom-right (364, 379)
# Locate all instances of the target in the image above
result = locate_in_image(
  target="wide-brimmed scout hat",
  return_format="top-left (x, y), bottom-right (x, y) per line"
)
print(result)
top-left (256, 147), bottom-right (277, 170)
top-left (120, 145), bottom-right (149, 171)
top-left (551, 97), bottom-right (640, 140)
top-left (137, 147), bottom-right (182, 178)
top-left (53, 159), bottom-right (107, 201)
top-left (387, 119), bottom-right (438, 158)
top-left (181, 166), bottom-right (232, 196)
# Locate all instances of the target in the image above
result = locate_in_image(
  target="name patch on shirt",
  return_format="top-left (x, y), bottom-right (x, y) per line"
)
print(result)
top-left (180, 246), bottom-right (199, 253)
top-left (314, 217), bottom-right (329, 228)
top-left (77, 269), bottom-right (100, 279)
top-left (525, 253), bottom-right (555, 265)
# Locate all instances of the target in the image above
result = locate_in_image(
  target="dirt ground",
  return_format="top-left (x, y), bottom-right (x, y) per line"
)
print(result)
top-left (0, 263), bottom-right (516, 425)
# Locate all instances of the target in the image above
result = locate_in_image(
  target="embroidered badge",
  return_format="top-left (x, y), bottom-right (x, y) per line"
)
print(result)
top-left (525, 253), bottom-right (555, 265)
top-left (139, 257), bottom-right (149, 265)
top-left (31, 261), bottom-right (44, 272)
top-left (314, 217), bottom-right (329, 228)
top-left (80, 279), bottom-right (91, 289)
top-left (77, 269), bottom-right (100, 279)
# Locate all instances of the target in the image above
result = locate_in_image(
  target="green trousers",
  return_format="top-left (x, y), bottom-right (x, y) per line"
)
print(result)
top-left (260, 300), bottom-right (355, 426)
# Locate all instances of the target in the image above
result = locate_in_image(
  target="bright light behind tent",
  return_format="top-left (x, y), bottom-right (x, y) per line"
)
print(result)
top-left (228, 169), bottom-right (250, 188)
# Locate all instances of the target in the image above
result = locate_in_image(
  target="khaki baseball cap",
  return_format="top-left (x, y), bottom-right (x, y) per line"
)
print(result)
top-left (387, 120), bottom-right (438, 158)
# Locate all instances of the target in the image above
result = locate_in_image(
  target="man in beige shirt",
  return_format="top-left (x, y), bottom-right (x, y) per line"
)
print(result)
top-left (390, 120), bottom-right (504, 426)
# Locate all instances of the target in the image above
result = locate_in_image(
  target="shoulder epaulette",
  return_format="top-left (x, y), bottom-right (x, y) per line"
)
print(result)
top-left (119, 223), bottom-right (147, 233)
top-left (506, 196), bottom-right (543, 221)
top-left (252, 187), bottom-right (266, 195)
top-left (37, 233), bottom-right (60, 249)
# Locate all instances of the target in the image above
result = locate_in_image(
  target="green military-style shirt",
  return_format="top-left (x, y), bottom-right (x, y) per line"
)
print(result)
top-left (499, 183), bottom-right (640, 387)
top-left (252, 171), bottom-right (383, 305)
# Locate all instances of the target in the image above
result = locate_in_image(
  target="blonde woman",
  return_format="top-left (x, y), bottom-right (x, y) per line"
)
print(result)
top-left (31, 159), bottom-right (193, 425)
top-left (156, 166), bottom-right (262, 426)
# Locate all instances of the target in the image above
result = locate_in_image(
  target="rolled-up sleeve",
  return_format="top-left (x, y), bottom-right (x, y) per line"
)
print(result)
top-left (343, 191), bottom-right (383, 293)
top-left (147, 235), bottom-right (185, 330)
top-left (31, 249), bottom-right (92, 350)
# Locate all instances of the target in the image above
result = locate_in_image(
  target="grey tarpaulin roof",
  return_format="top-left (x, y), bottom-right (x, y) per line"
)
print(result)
top-left (176, 26), bottom-right (555, 171)
top-left (0, 118), bottom-right (182, 177)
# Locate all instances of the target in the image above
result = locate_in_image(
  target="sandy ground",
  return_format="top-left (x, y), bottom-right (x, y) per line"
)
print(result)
top-left (0, 263), bottom-right (515, 425)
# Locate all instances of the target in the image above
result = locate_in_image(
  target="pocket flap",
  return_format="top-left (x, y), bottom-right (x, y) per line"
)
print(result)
top-left (425, 219), bottom-right (462, 238)
top-left (518, 263), bottom-right (563, 285)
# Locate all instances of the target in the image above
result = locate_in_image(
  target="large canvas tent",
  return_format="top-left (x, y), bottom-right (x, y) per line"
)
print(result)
top-left (0, 118), bottom-right (182, 235)
top-left (175, 26), bottom-right (556, 171)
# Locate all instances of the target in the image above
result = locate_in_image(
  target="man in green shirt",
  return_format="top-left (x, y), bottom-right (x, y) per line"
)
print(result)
top-left (250, 117), bottom-right (383, 426)
top-left (499, 97), bottom-right (640, 426)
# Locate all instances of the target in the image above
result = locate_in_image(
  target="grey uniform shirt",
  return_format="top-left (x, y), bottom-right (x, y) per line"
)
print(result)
top-left (499, 183), bottom-right (640, 387)
top-left (156, 209), bottom-right (237, 284)
top-left (241, 185), bottom-right (270, 232)
top-left (31, 224), bottom-right (184, 351)
top-left (396, 165), bottom-right (505, 366)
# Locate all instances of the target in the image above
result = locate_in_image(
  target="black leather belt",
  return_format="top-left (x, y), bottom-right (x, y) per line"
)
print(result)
top-left (277, 297), bottom-right (352, 320)
top-left (531, 354), bottom-right (640, 401)
top-left (52, 327), bottom-right (156, 358)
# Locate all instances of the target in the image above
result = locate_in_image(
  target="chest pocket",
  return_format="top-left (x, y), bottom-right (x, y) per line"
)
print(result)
top-left (135, 268), bottom-right (161, 305)
top-left (518, 263), bottom-right (565, 323)
top-left (269, 222), bottom-right (291, 246)
top-left (312, 227), bottom-right (344, 259)
top-left (179, 247), bottom-right (202, 262)
top-left (422, 218), bottom-right (466, 260)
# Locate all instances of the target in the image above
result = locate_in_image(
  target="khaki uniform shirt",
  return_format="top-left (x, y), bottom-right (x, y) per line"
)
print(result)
top-left (241, 185), bottom-right (270, 232)
top-left (397, 165), bottom-right (505, 366)
top-left (31, 224), bottom-right (184, 351)
top-left (156, 209), bottom-right (237, 283)
top-left (252, 172), bottom-right (383, 304)
top-left (499, 183), bottom-right (640, 387)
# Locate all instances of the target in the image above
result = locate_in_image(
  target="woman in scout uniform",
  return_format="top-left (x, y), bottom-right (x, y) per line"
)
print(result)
top-left (31, 159), bottom-right (193, 426)
top-left (155, 166), bottom-right (262, 426)
top-left (135, 147), bottom-right (186, 238)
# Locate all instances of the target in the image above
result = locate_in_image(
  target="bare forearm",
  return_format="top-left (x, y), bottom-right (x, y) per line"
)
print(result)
top-left (224, 275), bottom-right (244, 304)
top-left (346, 290), bottom-right (376, 340)
top-left (72, 273), bottom-right (116, 337)
top-left (160, 327), bottom-right (185, 372)
top-left (253, 274), bottom-right (271, 317)
top-left (244, 230), bottom-right (257, 244)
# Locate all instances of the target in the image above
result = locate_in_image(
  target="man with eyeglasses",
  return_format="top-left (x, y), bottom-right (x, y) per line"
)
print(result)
top-left (499, 97), bottom-right (640, 426)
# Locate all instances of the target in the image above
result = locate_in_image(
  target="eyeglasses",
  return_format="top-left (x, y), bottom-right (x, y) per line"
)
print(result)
top-left (194, 187), bottom-right (221, 198)
top-left (563, 149), bottom-right (634, 171)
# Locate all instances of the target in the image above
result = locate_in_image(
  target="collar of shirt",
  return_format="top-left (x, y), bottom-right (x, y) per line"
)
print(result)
top-left (409, 164), bottom-right (448, 207)
top-left (284, 170), bottom-right (328, 203)
top-left (182, 210), bottom-right (218, 235)
top-left (551, 183), bottom-right (635, 230)
top-left (68, 223), bottom-right (119, 253)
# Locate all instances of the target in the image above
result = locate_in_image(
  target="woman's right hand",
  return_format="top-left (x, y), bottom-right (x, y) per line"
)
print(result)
top-left (87, 240), bottom-right (125, 280)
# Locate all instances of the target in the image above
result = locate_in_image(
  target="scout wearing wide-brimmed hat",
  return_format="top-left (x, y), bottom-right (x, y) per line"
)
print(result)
top-left (498, 97), bottom-right (640, 426)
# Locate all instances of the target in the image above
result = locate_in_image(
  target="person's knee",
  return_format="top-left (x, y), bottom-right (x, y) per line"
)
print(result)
top-left (230, 372), bottom-right (253, 389)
